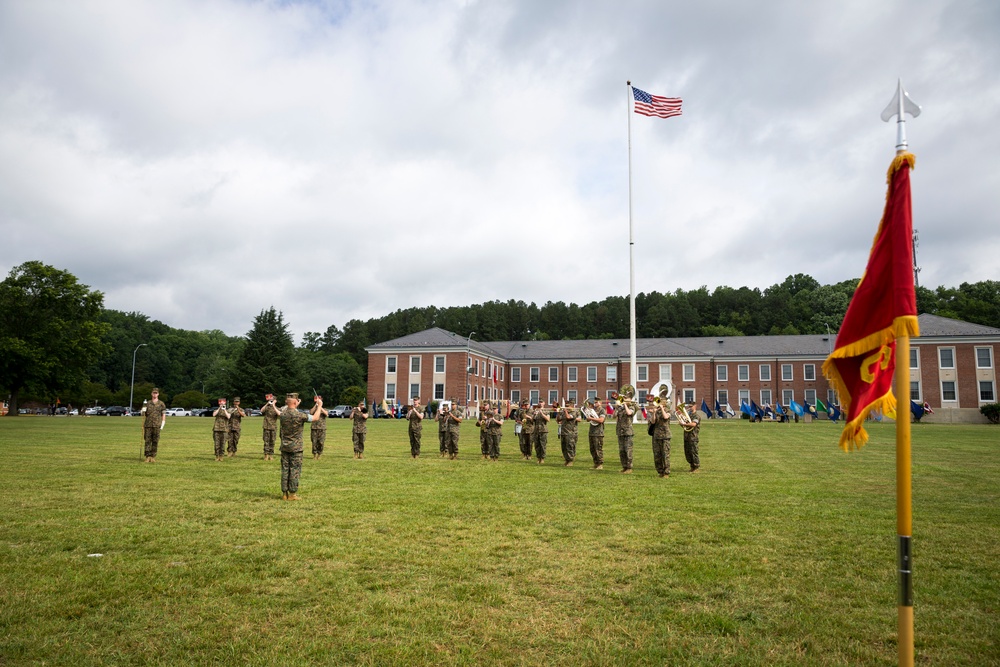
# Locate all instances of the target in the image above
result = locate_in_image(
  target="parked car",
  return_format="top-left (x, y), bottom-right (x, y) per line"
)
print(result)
top-left (105, 406), bottom-right (129, 416)
top-left (85, 406), bottom-right (105, 416)
top-left (189, 408), bottom-right (205, 417)
top-left (248, 409), bottom-right (262, 417)
top-left (330, 405), bottom-right (351, 418)
top-left (165, 407), bottom-right (191, 417)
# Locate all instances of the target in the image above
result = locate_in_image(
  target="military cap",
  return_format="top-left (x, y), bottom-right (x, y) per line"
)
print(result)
top-left (286, 392), bottom-right (299, 399)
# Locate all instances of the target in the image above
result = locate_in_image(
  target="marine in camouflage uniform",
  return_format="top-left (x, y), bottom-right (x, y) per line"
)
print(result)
top-left (310, 395), bottom-right (328, 459)
top-left (587, 399), bottom-right (606, 469)
top-left (476, 402), bottom-right (490, 459)
top-left (485, 406), bottom-right (503, 460)
top-left (351, 402), bottom-right (369, 458)
top-left (436, 404), bottom-right (449, 456)
top-left (444, 400), bottom-right (463, 459)
top-left (407, 399), bottom-right (424, 458)
top-left (614, 400), bottom-right (635, 473)
top-left (683, 416), bottom-right (701, 472)
top-left (647, 401), bottom-right (672, 477)
top-left (260, 394), bottom-right (279, 461)
top-left (226, 397), bottom-right (245, 456)
top-left (556, 403), bottom-right (581, 466)
top-left (532, 401), bottom-right (550, 463)
top-left (212, 400), bottom-right (230, 461)
top-left (517, 401), bottom-right (534, 460)
top-left (143, 388), bottom-right (167, 462)
top-left (278, 392), bottom-right (321, 500)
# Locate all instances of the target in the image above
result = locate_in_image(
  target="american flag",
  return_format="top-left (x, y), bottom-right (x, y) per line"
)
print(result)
top-left (632, 86), bottom-right (682, 119)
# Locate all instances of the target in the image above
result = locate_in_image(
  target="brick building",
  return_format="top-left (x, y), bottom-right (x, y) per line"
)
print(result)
top-left (365, 314), bottom-right (999, 422)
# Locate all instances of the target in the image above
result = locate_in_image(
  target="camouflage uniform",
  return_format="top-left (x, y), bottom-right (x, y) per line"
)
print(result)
top-left (310, 408), bottom-right (327, 456)
top-left (261, 402), bottom-right (279, 457)
top-left (614, 403), bottom-right (634, 471)
top-left (407, 405), bottom-right (423, 457)
top-left (485, 411), bottom-right (503, 460)
top-left (143, 399), bottom-right (166, 458)
top-left (588, 407), bottom-right (605, 467)
top-left (557, 406), bottom-right (581, 464)
top-left (648, 404), bottom-right (672, 476)
top-left (352, 408), bottom-right (367, 456)
top-left (444, 406), bottom-right (462, 457)
top-left (683, 420), bottom-right (701, 471)
top-left (227, 403), bottom-right (245, 455)
top-left (212, 406), bottom-right (230, 458)
top-left (517, 407), bottom-right (535, 459)
top-left (436, 408), bottom-right (448, 455)
top-left (476, 406), bottom-right (489, 458)
top-left (532, 407), bottom-right (549, 461)
top-left (279, 408), bottom-right (310, 494)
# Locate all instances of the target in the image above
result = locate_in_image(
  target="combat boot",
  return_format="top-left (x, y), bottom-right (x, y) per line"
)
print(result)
top-left (288, 493), bottom-right (300, 501)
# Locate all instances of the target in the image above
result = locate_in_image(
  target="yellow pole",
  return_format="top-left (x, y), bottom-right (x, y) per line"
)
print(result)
top-left (895, 335), bottom-right (914, 667)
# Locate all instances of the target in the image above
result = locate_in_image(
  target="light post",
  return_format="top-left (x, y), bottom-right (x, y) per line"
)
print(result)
top-left (129, 343), bottom-right (147, 415)
top-left (466, 332), bottom-right (475, 408)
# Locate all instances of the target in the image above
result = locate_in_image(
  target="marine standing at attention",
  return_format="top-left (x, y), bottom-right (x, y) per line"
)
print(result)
top-left (407, 398), bottom-right (424, 458)
top-left (648, 398), bottom-right (672, 478)
top-left (143, 387), bottom-right (167, 463)
top-left (517, 399), bottom-right (534, 461)
top-left (588, 398), bottom-right (606, 470)
top-left (683, 411), bottom-right (701, 473)
top-left (212, 398), bottom-right (230, 462)
top-left (614, 397), bottom-right (635, 474)
top-left (227, 397), bottom-right (245, 457)
top-left (532, 400), bottom-right (550, 464)
top-left (310, 394), bottom-right (328, 460)
top-left (557, 400), bottom-right (581, 467)
top-left (260, 394), bottom-right (279, 461)
top-left (278, 392), bottom-right (321, 500)
top-left (436, 402), bottom-right (449, 457)
top-left (351, 401), bottom-right (369, 459)
top-left (476, 401), bottom-right (490, 460)
top-left (444, 399), bottom-right (463, 459)
top-left (485, 403), bottom-right (503, 461)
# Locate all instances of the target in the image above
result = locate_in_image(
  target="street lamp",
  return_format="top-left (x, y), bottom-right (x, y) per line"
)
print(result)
top-left (466, 332), bottom-right (475, 407)
top-left (129, 343), bottom-right (147, 415)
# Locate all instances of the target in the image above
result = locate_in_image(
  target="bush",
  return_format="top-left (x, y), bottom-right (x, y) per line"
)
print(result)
top-left (980, 403), bottom-right (1000, 424)
top-left (340, 385), bottom-right (365, 407)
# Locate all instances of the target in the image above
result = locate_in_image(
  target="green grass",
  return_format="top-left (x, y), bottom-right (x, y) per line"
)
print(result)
top-left (0, 416), bottom-right (997, 666)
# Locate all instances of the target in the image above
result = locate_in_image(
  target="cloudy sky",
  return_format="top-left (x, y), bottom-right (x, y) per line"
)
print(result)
top-left (2, 0), bottom-right (998, 341)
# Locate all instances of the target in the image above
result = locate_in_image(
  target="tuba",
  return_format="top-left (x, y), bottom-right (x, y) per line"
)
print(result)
top-left (647, 380), bottom-right (673, 410)
top-left (580, 398), bottom-right (601, 426)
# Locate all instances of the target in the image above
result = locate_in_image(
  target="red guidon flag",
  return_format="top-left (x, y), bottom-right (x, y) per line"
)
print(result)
top-left (822, 153), bottom-right (920, 451)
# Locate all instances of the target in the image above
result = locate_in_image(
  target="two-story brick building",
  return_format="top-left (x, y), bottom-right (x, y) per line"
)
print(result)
top-left (365, 313), bottom-right (999, 422)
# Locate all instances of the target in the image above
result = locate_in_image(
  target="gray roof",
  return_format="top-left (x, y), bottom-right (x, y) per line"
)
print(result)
top-left (365, 313), bottom-right (999, 361)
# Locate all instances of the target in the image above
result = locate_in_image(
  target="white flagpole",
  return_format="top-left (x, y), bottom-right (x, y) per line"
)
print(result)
top-left (626, 81), bottom-right (637, 395)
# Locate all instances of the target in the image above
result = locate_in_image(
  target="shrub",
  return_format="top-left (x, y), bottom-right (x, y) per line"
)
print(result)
top-left (980, 403), bottom-right (1000, 424)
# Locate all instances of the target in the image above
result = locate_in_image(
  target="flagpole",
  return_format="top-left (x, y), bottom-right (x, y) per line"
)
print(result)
top-left (895, 333), bottom-right (913, 667)
top-left (626, 81), bottom-right (637, 393)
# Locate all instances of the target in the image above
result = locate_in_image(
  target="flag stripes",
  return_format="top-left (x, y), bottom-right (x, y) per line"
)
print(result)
top-left (632, 86), bottom-right (682, 118)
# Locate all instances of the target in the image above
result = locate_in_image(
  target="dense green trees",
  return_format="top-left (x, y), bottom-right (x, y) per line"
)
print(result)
top-left (231, 308), bottom-right (302, 402)
top-left (0, 262), bottom-right (110, 415)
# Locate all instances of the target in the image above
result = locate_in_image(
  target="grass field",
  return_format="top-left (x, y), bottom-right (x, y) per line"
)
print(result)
top-left (0, 416), bottom-right (997, 666)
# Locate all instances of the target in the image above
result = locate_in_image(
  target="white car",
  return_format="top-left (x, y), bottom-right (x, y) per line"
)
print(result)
top-left (165, 407), bottom-right (191, 417)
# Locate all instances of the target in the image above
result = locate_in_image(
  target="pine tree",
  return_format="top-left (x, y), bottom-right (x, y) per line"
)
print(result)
top-left (232, 307), bottom-right (303, 401)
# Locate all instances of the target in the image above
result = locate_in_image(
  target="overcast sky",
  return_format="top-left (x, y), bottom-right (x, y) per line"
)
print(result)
top-left (2, 0), bottom-right (997, 341)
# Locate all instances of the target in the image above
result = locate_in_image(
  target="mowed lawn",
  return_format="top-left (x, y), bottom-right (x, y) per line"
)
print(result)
top-left (0, 416), bottom-right (997, 666)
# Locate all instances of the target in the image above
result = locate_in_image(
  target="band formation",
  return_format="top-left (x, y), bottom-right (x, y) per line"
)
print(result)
top-left (139, 383), bottom-right (701, 501)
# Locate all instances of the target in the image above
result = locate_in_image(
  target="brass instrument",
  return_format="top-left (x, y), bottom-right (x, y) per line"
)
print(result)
top-left (580, 398), bottom-right (601, 426)
top-left (675, 403), bottom-right (698, 432)
top-left (647, 380), bottom-right (673, 410)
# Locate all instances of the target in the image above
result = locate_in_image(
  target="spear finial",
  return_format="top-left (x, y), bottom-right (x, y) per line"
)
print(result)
top-left (881, 79), bottom-right (921, 154)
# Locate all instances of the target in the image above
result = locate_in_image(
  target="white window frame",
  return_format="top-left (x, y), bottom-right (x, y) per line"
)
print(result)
top-left (781, 364), bottom-right (793, 381)
top-left (976, 347), bottom-right (994, 369)
top-left (434, 355), bottom-right (445, 373)
top-left (385, 383), bottom-right (396, 400)
top-left (683, 388), bottom-right (695, 404)
top-left (737, 364), bottom-right (749, 382)
top-left (567, 366), bottom-right (578, 382)
top-left (567, 389), bottom-right (577, 404)
top-left (548, 367), bottom-right (559, 383)
top-left (827, 389), bottom-right (838, 405)
top-left (659, 364), bottom-right (672, 381)
top-left (586, 389), bottom-right (597, 401)
top-left (587, 366), bottom-right (597, 382)
top-left (386, 356), bottom-right (397, 374)
top-left (511, 367), bottom-right (521, 383)
top-left (499, 367), bottom-right (504, 381)
top-left (760, 389), bottom-right (771, 406)
top-left (738, 389), bottom-right (750, 405)
top-left (759, 364), bottom-right (771, 381)
top-left (910, 348), bottom-right (919, 369)
top-left (530, 367), bottom-right (540, 383)
top-left (409, 383), bottom-right (419, 400)
top-left (683, 364), bottom-right (695, 382)
top-left (473, 359), bottom-right (479, 375)
top-left (548, 390), bottom-right (558, 405)
top-left (782, 389), bottom-right (793, 405)
top-left (637, 365), bottom-right (648, 382)
top-left (803, 364), bottom-right (816, 381)
top-left (717, 365), bottom-right (728, 382)
top-left (941, 380), bottom-right (957, 402)
top-left (529, 390), bottom-right (539, 404)
top-left (511, 390), bottom-right (520, 403)
top-left (717, 389), bottom-right (728, 406)
top-left (434, 383), bottom-right (444, 400)
top-left (804, 389), bottom-right (816, 404)
top-left (939, 348), bottom-right (955, 369)
top-left (980, 380), bottom-right (996, 402)
top-left (909, 381), bottom-right (921, 401)
top-left (410, 355), bottom-right (421, 373)
top-left (637, 389), bottom-right (648, 405)
top-left (605, 389), bottom-right (616, 400)
top-left (606, 367), bottom-right (617, 382)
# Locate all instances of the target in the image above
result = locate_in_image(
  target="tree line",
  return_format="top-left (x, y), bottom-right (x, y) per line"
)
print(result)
top-left (2, 262), bottom-right (998, 413)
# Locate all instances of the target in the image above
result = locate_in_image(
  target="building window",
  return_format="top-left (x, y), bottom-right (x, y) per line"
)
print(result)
top-left (637, 365), bottom-right (648, 382)
top-left (980, 381), bottom-right (996, 402)
top-left (587, 366), bottom-right (597, 382)
top-left (606, 389), bottom-right (616, 400)
top-left (804, 364), bottom-right (816, 381)
top-left (511, 367), bottom-right (521, 382)
top-left (683, 388), bottom-right (695, 404)
top-left (473, 359), bottom-right (479, 375)
top-left (717, 390), bottom-right (728, 407)
top-left (738, 389), bottom-right (750, 405)
top-left (939, 348), bottom-right (955, 369)
top-left (499, 367), bottom-right (504, 381)
top-left (466, 383), bottom-right (471, 401)
top-left (529, 390), bottom-right (539, 404)
top-left (607, 367), bottom-right (617, 382)
top-left (976, 347), bottom-right (994, 369)
top-left (511, 390), bottom-right (520, 403)
top-left (782, 389), bottom-right (794, 405)
top-left (433, 384), bottom-right (444, 400)
top-left (548, 390), bottom-right (558, 404)
top-left (410, 356), bottom-right (421, 373)
top-left (683, 364), bottom-right (694, 382)
top-left (717, 365), bottom-right (728, 382)
top-left (567, 367), bottom-right (577, 382)
top-left (567, 390), bottom-right (578, 404)
top-left (385, 383), bottom-right (396, 400)
top-left (827, 390), bottom-right (837, 405)
top-left (410, 383), bottom-right (419, 399)
top-left (530, 367), bottom-right (540, 383)
top-left (781, 364), bottom-right (793, 381)
top-left (910, 348), bottom-right (919, 369)
top-left (586, 390), bottom-right (597, 401)
top-left (738, 365), bottom-right (749, 382)
top-left (909, 381), bottom-right (920, 401)
top-left (941, 381), bottom-right (957, 402)
top-left (760, 389), bottom-right (772, 405)
top-left (637, 389), bottom-right (648, 405)
top-left (434, 356), bottom-right (445, 373)
top-left (659, 364), bottom-right (672, 381)
top-left (759, 364), bottom-right (771, 381)
top-left (804, 389), bottom-right (816, 404)
top-left (548, 367), bottom-right (559, 382)
top-left (386, 356), bottom-right (397, 373)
